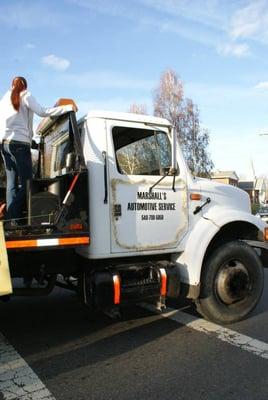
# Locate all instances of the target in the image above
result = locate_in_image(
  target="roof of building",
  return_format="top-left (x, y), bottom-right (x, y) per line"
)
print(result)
top-left (211, 170), bottom-right (239, 181)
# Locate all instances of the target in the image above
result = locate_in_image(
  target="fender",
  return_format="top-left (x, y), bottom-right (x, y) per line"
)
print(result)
top-left (174, 207), bottom-right (266, 288)
top-left (203, 206), bottom-right (266, 232)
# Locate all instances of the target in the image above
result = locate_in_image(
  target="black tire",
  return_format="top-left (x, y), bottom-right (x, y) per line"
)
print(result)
top-left (195, 240), bottom-right (264, 324)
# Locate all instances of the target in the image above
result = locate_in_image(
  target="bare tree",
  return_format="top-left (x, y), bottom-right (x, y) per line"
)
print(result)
top-left (117, 144), bottom-right (142, 175)
top-left (117, 137), bottom-right (160, 175)
top-left (154, 69), bottom-right (213, 177)
top-left (128, 103), bottom-right (147, 114)
top-left (182, 99), bottom-right (214, 177)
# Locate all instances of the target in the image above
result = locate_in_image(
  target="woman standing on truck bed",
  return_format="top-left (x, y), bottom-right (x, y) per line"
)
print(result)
top-left (0, 76), bottom-right (76, 226)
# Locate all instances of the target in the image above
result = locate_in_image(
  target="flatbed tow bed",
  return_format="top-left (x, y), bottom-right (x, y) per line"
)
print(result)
top-left (2, 227), bottom-right (90, 296)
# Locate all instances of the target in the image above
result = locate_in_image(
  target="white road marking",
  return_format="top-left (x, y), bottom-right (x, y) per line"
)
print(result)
top-left (142, 304), bottom-right (268, 360)
top-left (1, 307), bottom-right (267, 400)
top-left (0, 333), bottom-right (55, 400)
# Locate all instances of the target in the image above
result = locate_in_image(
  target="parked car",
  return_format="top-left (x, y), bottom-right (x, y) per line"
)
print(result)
top-left (256, 206), bottom-right (268, 223)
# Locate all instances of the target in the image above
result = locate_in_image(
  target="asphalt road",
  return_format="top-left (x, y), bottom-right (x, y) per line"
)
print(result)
top-left (1, 270), bottom-right (268, 400)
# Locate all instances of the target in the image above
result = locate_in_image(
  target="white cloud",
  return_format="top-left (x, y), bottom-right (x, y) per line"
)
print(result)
top-left (0, 3), bottom-right (59, 29)
top-left (68, 0), bottom-right (129, 18)
top-left (69, 0), bottom-right (255, 57)
top-left (139, 0), bottom-right (228, 31)
top-left (255, 81), bottom-right (268, 90)
top-left (217, 42), bottom-right (251, 58)
top-left (41, 55), bottom-right (70, 71)
top-left (230, 0), bottom-right (268, 43)
top-left (68, 0), bottom-right (224, 52)
top-left (0, 2), bottom-right (75, 31)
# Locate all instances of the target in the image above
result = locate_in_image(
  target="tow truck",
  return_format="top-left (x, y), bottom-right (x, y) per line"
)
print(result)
top-left (1, 99), bottom-right (268, 324)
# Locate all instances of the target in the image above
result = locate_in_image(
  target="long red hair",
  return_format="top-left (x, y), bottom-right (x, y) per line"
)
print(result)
top-left (11, 76), bottom-right (27, 111)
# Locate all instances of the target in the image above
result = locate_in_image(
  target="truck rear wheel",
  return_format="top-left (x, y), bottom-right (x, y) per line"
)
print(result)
top-left (195, 241), bottom-right (264, 324)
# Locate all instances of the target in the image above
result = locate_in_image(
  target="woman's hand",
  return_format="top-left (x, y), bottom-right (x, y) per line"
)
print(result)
top-left (0, 203), bottom-right (6, 220)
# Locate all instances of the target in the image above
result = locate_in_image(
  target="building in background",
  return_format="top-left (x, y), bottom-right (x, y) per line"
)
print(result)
top-left (238, 178), bottom-right (268, 204)
top-left (211, 170), bottom-right (268, 204)
top-left (238, 181), bottom-right (257, 202)
top-left (211, 171), bottom-right (239, 186)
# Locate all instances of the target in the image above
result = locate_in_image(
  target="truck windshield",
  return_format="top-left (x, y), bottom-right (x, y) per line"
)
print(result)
top-left (113, 127), bottom-right (171, 175)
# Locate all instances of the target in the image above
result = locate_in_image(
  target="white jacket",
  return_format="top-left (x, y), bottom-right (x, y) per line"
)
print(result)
top-left (0, 90), bottom-right (73, 144)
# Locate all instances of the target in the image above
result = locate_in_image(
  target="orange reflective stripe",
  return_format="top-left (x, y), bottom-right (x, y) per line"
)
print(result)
top-left (6, 239), bottom-right (37, 249)
top-left (113, 275), bottom-right (121, 305)
top-left (58, 237), bottom-right (89, 245)
top-left (6, 236), bottom-right (89, 249)
top-left (159, 268), bottom-right (167, 296)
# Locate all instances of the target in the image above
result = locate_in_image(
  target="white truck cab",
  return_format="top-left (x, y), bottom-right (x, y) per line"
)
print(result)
top-left (1, 103), bottom-right (268, 324)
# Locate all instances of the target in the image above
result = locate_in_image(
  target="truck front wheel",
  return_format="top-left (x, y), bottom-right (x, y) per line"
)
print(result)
top-left (195, 241), bottom-right (264, 324)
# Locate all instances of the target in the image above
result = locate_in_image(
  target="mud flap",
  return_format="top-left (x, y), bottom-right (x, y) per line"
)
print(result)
top-left (0, 221), bottom-right (13, 295)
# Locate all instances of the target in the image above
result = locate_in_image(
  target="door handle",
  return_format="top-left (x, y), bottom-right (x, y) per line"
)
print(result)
top-left (102, 151), bottom-right (108, 204)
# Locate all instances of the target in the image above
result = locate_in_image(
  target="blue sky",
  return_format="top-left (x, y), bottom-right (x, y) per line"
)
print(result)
top-left (1, 0), bottom-right (268, 178)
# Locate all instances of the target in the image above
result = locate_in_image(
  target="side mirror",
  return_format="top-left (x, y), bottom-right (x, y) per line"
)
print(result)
top-left (171, 127), bottom-right (177, 170)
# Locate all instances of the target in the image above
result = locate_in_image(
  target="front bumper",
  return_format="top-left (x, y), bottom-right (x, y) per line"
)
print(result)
top-left (244, 240), bottom-right (268, 268)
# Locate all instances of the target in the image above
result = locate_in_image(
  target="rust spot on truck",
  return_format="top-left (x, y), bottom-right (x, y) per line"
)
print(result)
top-left (110, 178), bottom-right (188, 251)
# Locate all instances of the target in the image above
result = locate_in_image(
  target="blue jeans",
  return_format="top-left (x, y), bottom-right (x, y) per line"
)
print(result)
top-left (1, 141), bottom-right (32, 221)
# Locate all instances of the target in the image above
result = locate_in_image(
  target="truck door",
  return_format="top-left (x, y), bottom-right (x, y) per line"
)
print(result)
top-left (107, 120), bottom-right (188, 253)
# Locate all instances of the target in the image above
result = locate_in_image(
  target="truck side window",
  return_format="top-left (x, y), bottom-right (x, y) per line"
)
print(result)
top-left (112, 127), bottom-right (171, 175)
top-left (53, 133), bottom-right (70, 172)
top-left (41, 117), bottom-right (71, 178)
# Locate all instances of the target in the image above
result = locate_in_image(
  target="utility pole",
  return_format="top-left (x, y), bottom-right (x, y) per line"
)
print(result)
top-left (258, 132), bottom-right (268, 204)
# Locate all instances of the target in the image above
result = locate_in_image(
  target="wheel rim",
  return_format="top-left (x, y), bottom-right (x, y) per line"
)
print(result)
top-left (216, 260), bottom-right (252, 305)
